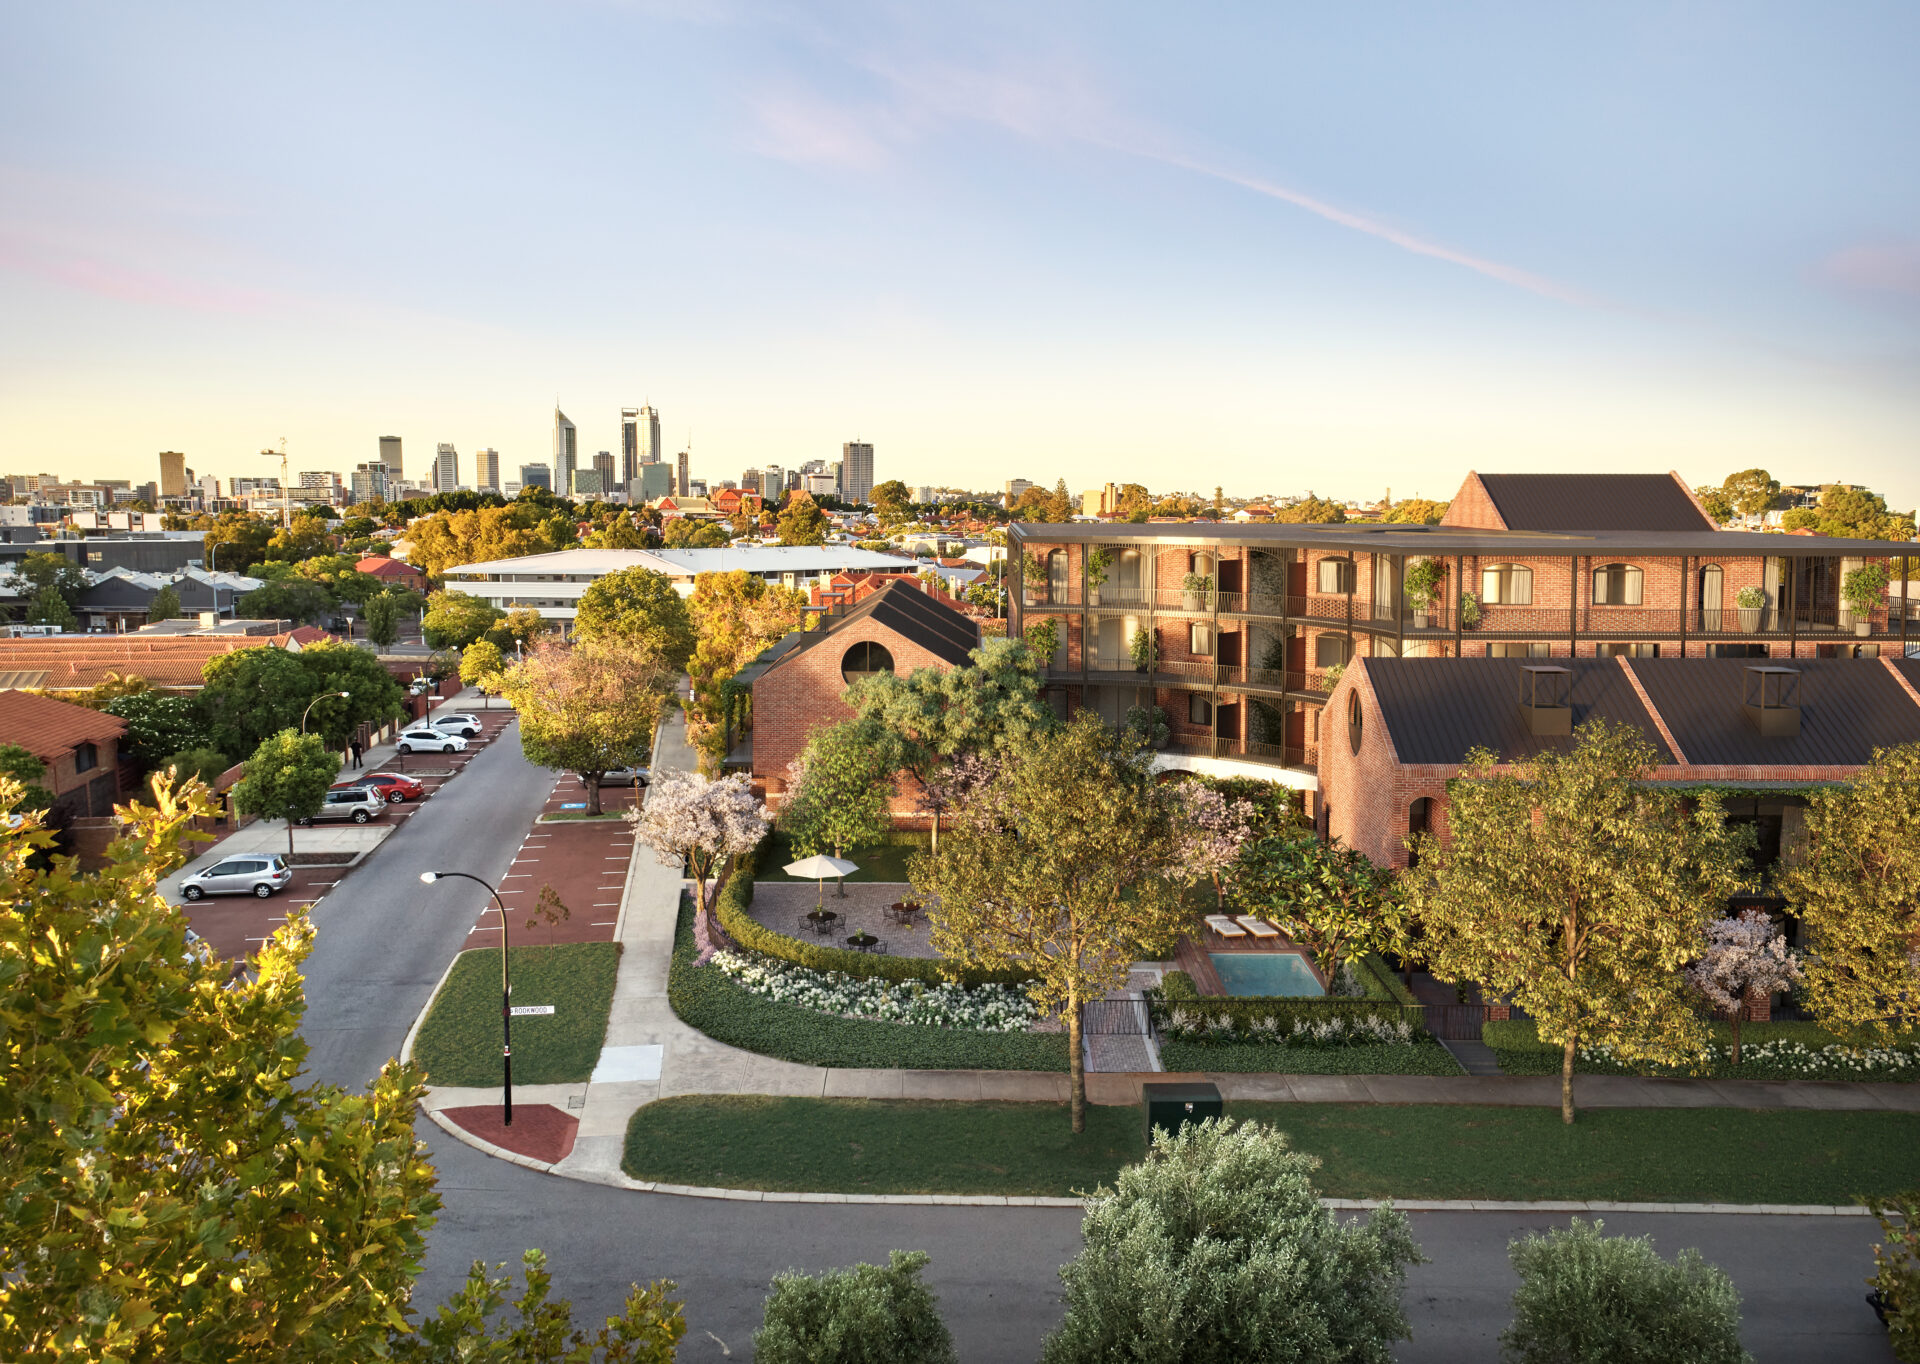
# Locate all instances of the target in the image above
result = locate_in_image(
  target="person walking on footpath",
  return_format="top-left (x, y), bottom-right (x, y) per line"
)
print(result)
top-left (349, 736), bottom-right (364, 770)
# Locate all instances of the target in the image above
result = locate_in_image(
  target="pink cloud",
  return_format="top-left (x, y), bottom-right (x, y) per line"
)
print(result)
top-left (0, 229), bottom-right (275, 315)
top-left (1818, 240), bottom-right (1920, 300)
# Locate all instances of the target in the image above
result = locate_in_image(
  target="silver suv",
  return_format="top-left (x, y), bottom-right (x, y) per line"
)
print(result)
top-left (431, 712), bottom-right (482, 737)
top-left (181, 854), bottom-right (293, 901)
top-left (295, 788), bottom-right (387, 826)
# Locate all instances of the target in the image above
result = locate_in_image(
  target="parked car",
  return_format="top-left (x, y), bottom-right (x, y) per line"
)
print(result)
top-left (180, 854), bottom-right (293, 901)
top-left (395, 727), bottom-right (468, 755)
top-left (430, 712), bottom-right (482, 738)
top-left (295, 788), bottom-right (388, 825)
top-left (598, 766), bottom-right (651, 789)
top-left (332, 771), bottom-right (425, 804)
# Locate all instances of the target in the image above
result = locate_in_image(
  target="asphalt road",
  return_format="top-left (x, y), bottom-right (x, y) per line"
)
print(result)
top-left (300, 727), bottom-right (1899, 1364)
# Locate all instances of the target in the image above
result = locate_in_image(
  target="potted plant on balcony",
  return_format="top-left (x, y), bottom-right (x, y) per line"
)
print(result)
top-left (1024, 619), bottom-right (1060, 671)
top-left (1123, 703), bottom-right (1170, 750)
top-left (1321, 661), bottom-right (1345, 690)
top-left (1181, 571), bottom-right (1213, 611)
top-left (1404, 558), bottom-right (1446, 630)
top-left (1085, 547), bottom-right (1111, 607)
top-left (1130, 625), bottom-right (1156, 674)
top-left (1020, 550), bottom-right (1049, 606)
top-left (1842, 563), bottom-right (1889, 637)
top-left (1734, 585), bottom-right (1766, 633)
top-left (1458, 588), bottom-right (1481, 629)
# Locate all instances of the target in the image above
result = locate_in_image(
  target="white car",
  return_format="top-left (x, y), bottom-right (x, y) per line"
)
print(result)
top-left (430, 712), bottom-right (482, 738)
top-left (395, 727), bottom-right (468, 755)
top-left (181, 854), bottom-right (294, 901)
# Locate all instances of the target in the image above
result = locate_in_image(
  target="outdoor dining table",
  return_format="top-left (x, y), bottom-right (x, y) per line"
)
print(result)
top-left (884, 901), bottom-right (920, 926)
top-left (845, 932), bottom-right (881, 952)
top-left (802, 910), bottom-right (840, 936)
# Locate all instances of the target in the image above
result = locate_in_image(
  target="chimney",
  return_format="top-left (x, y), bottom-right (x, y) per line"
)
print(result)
top-left (1518, 664), bottom-right (1573, 736)
top-left (1742, 666), bottom-right (1801, 739)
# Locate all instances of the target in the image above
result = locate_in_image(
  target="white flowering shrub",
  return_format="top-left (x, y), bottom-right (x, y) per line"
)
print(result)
top-left (1158, 1007), bottom-right (1418, 1048)
top-left (1574, 1038), bottom-right (1918, 1078)
top-left (711, 951), bottom-right (1040, 1031)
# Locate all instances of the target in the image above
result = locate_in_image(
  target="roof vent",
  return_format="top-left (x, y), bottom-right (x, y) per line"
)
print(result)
top-left (1518, 664), bottom-right (1572, 736)
top-left (1742, 666), bottom-right (1801, 738)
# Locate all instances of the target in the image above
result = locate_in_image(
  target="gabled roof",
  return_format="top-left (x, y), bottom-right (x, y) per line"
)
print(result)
top-left (1361, 657), bottom-right (1672, 764)
top-left (0, 635), bottom-right (285, 690)
top-left (1467, 473), bottom-right (1715, 533)
top-left (355, 555), bottom-right (422, 578)
top-left (744, 580), bottom-right (979, 687)
top-left (0, 689), bottom-right (126, 764)
top-left (1626, 657), bottom-right (1920, 767)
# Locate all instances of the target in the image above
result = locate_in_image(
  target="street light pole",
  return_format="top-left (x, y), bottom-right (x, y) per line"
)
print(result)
top-left (300, 690), bottom-right (351, 734)
top-left (419, 870), bottom-right (513, 1125)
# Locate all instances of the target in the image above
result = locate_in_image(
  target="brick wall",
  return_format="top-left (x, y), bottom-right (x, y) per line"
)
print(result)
top-left (1439, 473), bottom-right (1504, 530)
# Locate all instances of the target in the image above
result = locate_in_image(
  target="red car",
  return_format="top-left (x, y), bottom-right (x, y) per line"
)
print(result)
top-left (332, 771), bottom-right (426, 804)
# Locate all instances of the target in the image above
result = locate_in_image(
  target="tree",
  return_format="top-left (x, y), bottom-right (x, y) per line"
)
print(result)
top-left (581, 509), bottom-right (650, 549)
top-left (911, 714), bottom-right (1185, 1130)
top-left (1721, 468), bottom-right (1781, 518)
top-left (1403, 720), bottom-right (1752, 1122)
top-left (776, 497), bottom-right (828, 546)
top-left (238, 577), bottom-right (334, 624)
top-left (1041, 1119), bottom-right (1422, 1363)
top-left (1867, 1192), bottom-right (1920, 1362)
top-left (422, 589), bottom-right (507, 650)
top-left (755, 1251), bottom-right (955, 1364)
top-left (460, 639), bottom-right (508, 697)
top-left (779, 718), bottom-right (900, 878)
top-left (157, 746), bottom-right (231, 790)
top-left (686, 570), bottom-right (809, 753)
top-left (1778, 743), bottom-right (1920, 1044)
top-left (1236, 829), bottom-right (1405, 977)
top-left (399, 503), bottom-right (572, 577)
top-left (1684, 909), bottom-right (1803, 1064)
top-left (503, 606), bottom-right (551, 647)
top-left (1780, 507), bottom-right (1820, 531)
top-left (263, 513), bottom-right (337, 563)
top-left (1502, 1219), bottom-right (1748, 1364)
top-left (105, 691), bottom-right (209, 769)
top-left (398, 1252), bottom-right (686, 1363)
top-left (23, 584), bottom-right (75, 631)
top-left (870, 479), bottom-right (912, 520)
top-left (629, 770), bottom-right (769, 942)
top-left (15, 550), bottom-right (88, 609)
top-left (231, 729), bottom-right (342, 854)
top-left (573, 566), bottom-right (696, 669)
top-left (146, 583), bottom-right (182, 622)
top-left (1694, 485), bottom-right (1734, 524)
top-left (1814, 484), bottom-right (1916, 541)
top-left (0, 744), bottom-right (53, 811)
top-left (1274, 495), bottom-right (1347, 523)
top-left (663, 517), bottom-right (730, 548)
top-left (362, 587), bottom-right (414, 647)
top-left (1383, 498), bottom-right (1450, 525)
top-left (1173, 781), bottom-right (1259, 910)
top-left (199, 641), bottom-right (401, 760)
top-left (499, 637), bottom-right (675, 814)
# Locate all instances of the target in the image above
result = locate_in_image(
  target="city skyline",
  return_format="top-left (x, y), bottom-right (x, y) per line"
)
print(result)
top-left (2, 5), bottom-right (1916, 508)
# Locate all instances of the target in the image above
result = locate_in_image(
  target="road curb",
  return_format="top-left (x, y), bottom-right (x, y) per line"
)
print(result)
top-left (401, 950), bottom-right (467, 1067)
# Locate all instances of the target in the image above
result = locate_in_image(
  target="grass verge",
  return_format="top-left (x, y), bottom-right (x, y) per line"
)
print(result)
top-left (670, 893), bottom-right (1068, 1071)
top-left (621, 1095), bottom-right (1920, 1204)
top-left (413, 941), bottom-right (619, 1086)
top-left (1157, 1041), bottom-right (1462, 1075)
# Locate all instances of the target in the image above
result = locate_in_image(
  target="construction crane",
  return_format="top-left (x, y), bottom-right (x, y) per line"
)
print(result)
top-left (260, 439), bottom-right (290, 529)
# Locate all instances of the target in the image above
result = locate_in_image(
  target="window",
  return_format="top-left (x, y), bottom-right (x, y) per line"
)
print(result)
top-left (1487, 642), bottom-right (1552, 658)
top-left (1592, 563), bottom-right (1644, 606)
top-left (74, 742), bottom-right (97, 773)
top-left (1046, 550), bottom-right (1068, 603)
top-left (1707, 643), bottom-right (1769, 658)
top-left (1406, 797), bottom-right (1432, 869)
top-left (1189, 622), bottom-right (1214, 656)
top-left (1187, 551), bottom-right (1215, 576)
top-left (1316, 558), bottom-right (1355, 594)
top-left (1347, 691), bottom-right (1363, 755)
top-left (1481, 563), bottom-right (1533, 605)
top-left (1596, 642), bottom-right (1659, 658)
top-left (1314, 634), bottom-right (1351, 668)
top-left (840, 640), bottom-right (895, 683)
top-left (1189, 694), bottom-right (1212, 726)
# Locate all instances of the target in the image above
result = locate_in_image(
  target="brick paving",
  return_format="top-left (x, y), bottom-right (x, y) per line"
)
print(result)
top-left (746, 881), bottom-right (935, 957)
top-left (439, 1103), bottom-right (579, 1164)
top-left (458, 772), bottom-right (639, 951)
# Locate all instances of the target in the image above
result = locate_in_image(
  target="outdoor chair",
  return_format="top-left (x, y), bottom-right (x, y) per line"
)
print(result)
top-left (1204, 915), bottom-right (1248, 940)
top-left (1235, 916), bottom-right (1282, 939)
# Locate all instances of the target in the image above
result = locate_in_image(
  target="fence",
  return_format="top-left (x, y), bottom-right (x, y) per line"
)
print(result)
top-left (1081, 1000), bottom-right (1151, 1035)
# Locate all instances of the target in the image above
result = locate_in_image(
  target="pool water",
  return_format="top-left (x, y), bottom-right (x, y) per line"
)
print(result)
top-left (1208, 951), bottom-right (1326, 997)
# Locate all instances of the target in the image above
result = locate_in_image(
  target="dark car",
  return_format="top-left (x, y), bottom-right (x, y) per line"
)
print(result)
top-left (333, 771), bottom-right (426, 804)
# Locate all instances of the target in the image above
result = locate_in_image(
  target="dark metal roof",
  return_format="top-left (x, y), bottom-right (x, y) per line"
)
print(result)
top-left (1363, 657), bottom-right (1672, 765)
top-left (1627, 657), bottom-right (1920, 767)
top-left (1473, 474), bottom-right (1715, 533)
top-left (752, 581), bottom-right (979, 685)
top-left (1007, 521), bottom-right (1917, 558)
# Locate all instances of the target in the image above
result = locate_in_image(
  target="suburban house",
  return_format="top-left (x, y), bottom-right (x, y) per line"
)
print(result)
top-left (0, 624), bottom-right (311, 693)
top-left (739, 579), bottom-right (980, 803)
top-left (0, 688), bottom-right (127, 822)
top-left (74, 566), bottom-right (261, 633)
top-left (439, 546), bottom-right (926, 626)
top-left (1008, 470), bottom-right (1919, 805)
top-left (354, 554), bottom-right (428, 594)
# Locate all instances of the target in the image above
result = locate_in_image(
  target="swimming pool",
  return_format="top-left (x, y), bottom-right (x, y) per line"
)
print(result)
top-left (1208, 951), bottom-right (1326, 997)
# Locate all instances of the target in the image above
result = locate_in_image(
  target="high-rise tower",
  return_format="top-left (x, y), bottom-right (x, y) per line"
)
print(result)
top-left (620, 409), bottom-right (640, 490)
top-left (158, 451), bottom-right (188, 499)
top-left (636, 405), bottom-right (661, 465)
top-left (378, 435), bottom-right (402, 482)
top-left (553, 407), bottom-right (578, 492)
top-left (841, 441), bottom-right (874, 504)
top-left (434, 443), bottom-right (460, 492)
top-left (474, 448), bottom-right (501, 492)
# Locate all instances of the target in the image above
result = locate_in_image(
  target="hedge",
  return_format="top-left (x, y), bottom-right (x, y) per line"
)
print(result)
top-left (1356, 953), bottom-right (1419, 1006)
top-left (671, 892), bottom-right (1070, 1072)
top-left (1484, 1018), bottom-right (1856, 1054)
top-left (1150, 995), bottom-right (1427, 1037)
top-left (1158, 1040), bottom-right (1463, 1075)
top-left (1484, 1016), bottom-right (1919, 1081)
top-left (716, 843), bottom-right (1033, 989)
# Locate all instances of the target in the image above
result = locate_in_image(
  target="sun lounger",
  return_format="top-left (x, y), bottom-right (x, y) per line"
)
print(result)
top-left (1204, 915), bottom-right (1248, 940)
top-left (1235, 916), bottom-right (1282, 939)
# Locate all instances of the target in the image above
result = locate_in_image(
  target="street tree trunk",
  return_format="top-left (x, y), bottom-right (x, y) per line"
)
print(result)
top-left (1068, 988), bottom-right (1086, 1134)
top-left (287, 820), bottom-right (295, 858)
top-left (1561, 1036), bottom-right (1577, 1125)
top-left (1731, 1010), bottom-right (1743, 1067)
top-left (583, 773), bottom-right (603, 816)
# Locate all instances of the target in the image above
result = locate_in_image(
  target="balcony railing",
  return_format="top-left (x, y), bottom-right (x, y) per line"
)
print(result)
top-left (1163, 737), bottom-right (1317, 769)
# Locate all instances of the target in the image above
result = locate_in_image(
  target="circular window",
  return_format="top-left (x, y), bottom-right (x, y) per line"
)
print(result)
top-left (841, 640), bottom-right (896, 684)
top-left (1347, 691), bottom-right (1363, 755)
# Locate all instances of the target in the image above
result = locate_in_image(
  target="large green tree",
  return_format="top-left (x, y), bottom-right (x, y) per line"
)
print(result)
top-left (146, 583), bottom-right (182, 623)
top-left (15, 551), bottom-right (89, 611)
top-left (1274, 495), bottom-right (1347, 524)
top-left (1720, 468), bottom-right (1781, 518)
top-left (23, 585), bottom-right (77, 631)
top-left (499, 637), bottom-right (675, 814)
top-left (1403, 720), bottom-right (1752, 1122)
top-left (572, 566), bottom-right (695, 669)
top-left (238, 577), bottom-right (334, 624)
top-left (199, 641), bottom-right (402, 757)
top-left (776, 497), bottom-right (828, 546)
top-left (362, 587), bottom-right (417, 647)
top-left (105, 692), bottom-right (210, 770)
top-left (663, 517), bottom-right (730, 549)
top-left (1778, 743), bottom-right (1920, 1044)
top-left (0, 745), bottom-right (53, 812)
top-left (1235, 830), bottom-right (1406, 978)
top-left (778, 718), bottom-right (901, 876)
top-left (911, 714), bottom-right (1186, 1130)
top-left (263, 513), bottom-right (337, 563)
top-left (231, 729), bottom-right (341, 854)
top-left (201, 511), bottom-right (276, 572)
top-left (422, 589), bottom-right (507, 650)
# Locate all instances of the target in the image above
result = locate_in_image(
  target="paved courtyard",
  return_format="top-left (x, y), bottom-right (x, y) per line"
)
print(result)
top-left (746, 880), bottom-right (937, 958)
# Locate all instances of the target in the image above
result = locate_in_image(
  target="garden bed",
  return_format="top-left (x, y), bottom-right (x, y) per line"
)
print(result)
top-left (1485, 1018), bottom-right (1920, 1083)
top-left (751, 830), bottom-right (928, 884)
top-left (1158, 1040), bottom-right (1462, 1075)
top-left (412, 942), bottom-right (619, 1086)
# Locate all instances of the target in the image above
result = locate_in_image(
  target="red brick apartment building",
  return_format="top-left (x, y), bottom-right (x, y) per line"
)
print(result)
top-left (1009, 471), bottom-right (1918, 802)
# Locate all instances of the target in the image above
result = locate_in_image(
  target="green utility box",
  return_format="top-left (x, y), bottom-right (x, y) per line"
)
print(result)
top-left (1142, 1082), bottom-right (1223, 1141)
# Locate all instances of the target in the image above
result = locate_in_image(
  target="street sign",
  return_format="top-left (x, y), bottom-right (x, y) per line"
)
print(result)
top-left (509, 1005), bottom-right (555, 1017)
top-left (558, 802), bottom-right (587, 810)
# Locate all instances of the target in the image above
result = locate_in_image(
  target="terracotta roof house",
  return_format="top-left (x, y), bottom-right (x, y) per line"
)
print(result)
top-left (0, 633), bottom-right (296, 692)
top-left (0, 689), bottom-right (127, 821)
top-left (355, 554), bottom-right (428, 593)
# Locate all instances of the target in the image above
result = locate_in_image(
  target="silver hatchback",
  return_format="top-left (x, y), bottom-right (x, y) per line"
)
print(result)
top-left (181, 854), bottom-right (294, 901)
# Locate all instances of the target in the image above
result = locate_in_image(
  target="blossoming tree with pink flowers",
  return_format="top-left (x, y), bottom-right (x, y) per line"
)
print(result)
top-left (630, 770), bottom-right (769, 949)
top-left (1685, 908), bottom-right (1803, 1065)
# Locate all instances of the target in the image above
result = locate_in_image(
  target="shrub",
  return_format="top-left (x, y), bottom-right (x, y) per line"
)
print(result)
top-left (754, 1250), bottom-right (956, 1364)
top-left (1502, 1218), bottom-right (1749, 1364)
top-left (1160, 970), bottom-right (1199, 1001)
top-left (1146, 994), bottom-right (1422, 1038)
top-left (1041, 1119), bottom-right (1423, 1364)
top-left (1867, 1191), bottom-right (1920, 1360)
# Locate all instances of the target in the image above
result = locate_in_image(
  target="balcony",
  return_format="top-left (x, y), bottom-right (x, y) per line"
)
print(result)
top-left (1163, 736), bottom-right (1317, 771)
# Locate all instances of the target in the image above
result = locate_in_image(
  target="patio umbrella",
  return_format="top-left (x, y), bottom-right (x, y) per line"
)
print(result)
top-left (784, 853), bottom-right (859, 907)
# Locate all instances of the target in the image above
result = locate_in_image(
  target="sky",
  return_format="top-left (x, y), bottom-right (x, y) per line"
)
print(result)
top-left (2, 1), bottom-right (1917, 509)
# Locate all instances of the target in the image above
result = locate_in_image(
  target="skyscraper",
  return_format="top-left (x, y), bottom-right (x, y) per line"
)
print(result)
top-left (569, 468), bottom-right (605, 498)
top-left (351, 463), bottom-right (389, 503)
top-left (841, 441), bottom-right (874, 504)
top-left (520, 463), bottom-right (553, 492)
top-left (636, 405), bottom-right (661, 465)
top-left (434, 443), bottom-right (459, 492)
top-left (378, 435), bottom-right (402, 482)
top-left (760, 466), bottom-right (783, 502)
top-left (674, 450), bottom-right (690, 498)
top-left (592, 451), bottom-right (616, 495)
top-left (553, 407), bottom-right (577, 492)
top-left (475, 448), bottom-right (501, 491)
top-left (158, 451), bottom-right (187, 498)
top-left (620, 409), bottom-right (640, 489)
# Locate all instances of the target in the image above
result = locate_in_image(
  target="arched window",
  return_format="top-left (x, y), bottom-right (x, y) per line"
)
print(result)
top-left (1592, 563), bottom-right (1644, 606)
top-left (1407, 797), bottom-right (1433, 869)
top-left (1699, 564), bottom-right (1723, 630)
top-left (841, 640), bottom-right (895, 684)
top-left (1347, 691), bottom-right (1364, 755)
top-left (1481, 563), bottom-right (1533, 605)
top-left (1188, 551), bottom-right (1215, 577)
top-left (1046, 549), bottom-right (1068, 603)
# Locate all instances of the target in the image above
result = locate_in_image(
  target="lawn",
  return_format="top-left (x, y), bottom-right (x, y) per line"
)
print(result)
top-left (620, 1096), bottom-right (1920, 1204)
top-left (752, 830), bottom-right (927, 884)
top-left (1157, 1041), bottom-right (1462, 1075)
top-left (412, 942), bottom-right (619, 1087)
